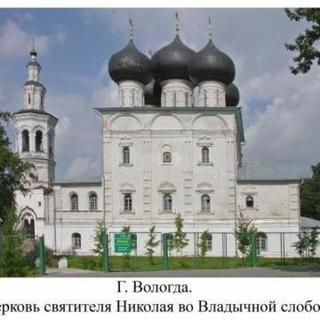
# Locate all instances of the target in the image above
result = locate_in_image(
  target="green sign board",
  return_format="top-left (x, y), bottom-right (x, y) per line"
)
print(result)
top-left (114, 233), bottom-right (132, 253)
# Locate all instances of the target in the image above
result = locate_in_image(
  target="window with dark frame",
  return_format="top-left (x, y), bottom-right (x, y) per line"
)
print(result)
top-left (35, 130), bottom-right (43, 152)
top-left (163, 193), bottom-right (172, 212)
top-left (201, 194), bottom-right (211, 212)
top-left (246, 195), bottom-right (254, 208)
top-left (72, 233), bottom-right (81, 249)
top-left (123, 146), bottom-right (130, 164)
top-left (124, 193), bottom-right (132, 211)
top-left (163, 151), bottom-right (172, 163)
top-left (201, 146), bottom-right (209, 163)
top-left (257, 233), bottom-right (267, 251)
top-left (89, 193), bottom-right (97, 211)
top-left (70, 193), bottom-right (79, 211)
top-left (22, 130), bottom-right (30, 152)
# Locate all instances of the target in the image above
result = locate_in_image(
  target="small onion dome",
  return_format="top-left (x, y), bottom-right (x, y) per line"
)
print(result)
top-left (108, 40), bottom-right (152, 85)
top-left (151, 36), bottom-right (195, 82)
top-left (188, 39), bottom-right (235, 85)
top-left (226, 83), bottom-right (240, 106)
top-left (144, 80), bottom-right (161, 106)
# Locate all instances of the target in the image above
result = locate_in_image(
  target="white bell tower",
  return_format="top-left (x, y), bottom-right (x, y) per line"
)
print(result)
top-left (12, 44), bottom-right (58, 188)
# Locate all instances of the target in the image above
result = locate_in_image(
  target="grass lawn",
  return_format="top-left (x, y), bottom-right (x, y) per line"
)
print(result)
top-left (67, 255), bottom-right (320, 272)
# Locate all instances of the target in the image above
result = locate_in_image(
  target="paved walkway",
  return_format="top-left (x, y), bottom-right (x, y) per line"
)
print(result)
top-left (43, 265), bottom-right (320, 277)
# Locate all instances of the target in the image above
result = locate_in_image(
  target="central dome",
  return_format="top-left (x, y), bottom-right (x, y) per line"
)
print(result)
top-left (151, 36), bottom-right (195, 82)
top-left (108, 40), bottom-right (152, 85)
top-left (188, 39), bottom-right (235, 85)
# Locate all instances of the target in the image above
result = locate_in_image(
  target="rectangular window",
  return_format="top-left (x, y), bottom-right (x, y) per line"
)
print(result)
top-left (123, 147), bottom-right (130, 164)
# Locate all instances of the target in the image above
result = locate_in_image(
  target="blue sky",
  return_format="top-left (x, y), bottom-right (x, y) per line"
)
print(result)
top-left (1, 8), bottom-right (319, 180)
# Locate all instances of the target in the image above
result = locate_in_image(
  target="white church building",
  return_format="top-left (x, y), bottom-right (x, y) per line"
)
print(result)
top-left (12, 21), bottom-right (302, 257)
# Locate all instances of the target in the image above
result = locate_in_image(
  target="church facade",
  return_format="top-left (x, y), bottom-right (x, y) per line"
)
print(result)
top-left (12, 22), bottom-right (301, 257)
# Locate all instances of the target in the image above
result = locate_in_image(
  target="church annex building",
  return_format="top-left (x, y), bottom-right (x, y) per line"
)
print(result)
top-left (12, 20), bottom-right (302, 257)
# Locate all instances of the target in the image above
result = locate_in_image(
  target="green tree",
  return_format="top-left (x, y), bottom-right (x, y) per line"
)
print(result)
top-left (235, 214), bottom-right (257, 258)
top-left (0, 112), bottom-right (34, 222)
top-left (300, 163), bottom-right (320, 220)
top-left (285, 9), bottom-right (320, 74)
top-left (121, 225), bottom-right (131, 269)
top-left (92, 221), bottom-right (107, 256)
top-left (145, 225), bottom-right (160, 265)
top-left (0, 211), bottom-right (34, 276)
top-left (0, 112), bottom-right (35, 276)
top-left (294, 228), bottom-right (320, 258)
top-left (172, 214), bottom-right (189, 255)
top-left (198, 230), bottom-right (210, 258)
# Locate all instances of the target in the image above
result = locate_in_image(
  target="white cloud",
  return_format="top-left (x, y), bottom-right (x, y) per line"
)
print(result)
top-left (55, 116), bottom-right (72, 139)
top-left (66, 157), bottom-right (99, 180)
top-left (0, 20), bottom-right (66, 58)
top-left (243, 67), bottom-right (320, 175)
top-left (3, 9), bottom-right (319, 179)
top-left (91, 82), bottom-right (118, 107)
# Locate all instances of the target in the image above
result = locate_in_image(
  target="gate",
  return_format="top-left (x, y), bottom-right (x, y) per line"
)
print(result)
top-left (103, 232), bottom-right (164, 272)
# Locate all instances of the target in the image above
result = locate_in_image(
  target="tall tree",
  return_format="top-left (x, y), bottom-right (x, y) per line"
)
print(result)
top-left (172, 214), bottom-right (189, 255)
top-left (285, 9), bottom-right (320, 74)
top-left (300, 162), bottom-right (320, 220)
top-left (235, 214), bottom-right (257, 258)
top-left (145, 225), bottom-right (160, 265)
top-left (92, 221), bottom-right (107, 256)
top-left (0, 112), bottom-right (34, 222)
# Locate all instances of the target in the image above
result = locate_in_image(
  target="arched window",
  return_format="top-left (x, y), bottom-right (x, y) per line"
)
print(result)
top-left (123, 147), bottom-right (130, 164)
top-left (35, 130), bottom-right (43, 152)
top-left (131, 233), bottom-right (137, 251)
top-left (72, 233), bottom-right (81, 249)
top-left (246, 195), bottom-right (254, 208)
top-left (70, 193), bottom-right (78, 211)
top-left (185, 92), bottom-right (188, 106)
top-left (124, 193), bottom-right (132, 211)
top-left (163, 193), bottom-right (172, 212)
top-left (48, 129), bottom-right (53, 156)
top-left (163, 151), bottom-right (172, 163)
top-left (257, 232), bottom-right (267, 251)
top-left (22, 130), bottom-right (30, 152)
top-left (28, 93), bottom-right (31, 105)
top-left (201, 147), bottom-right (209, 163)
top-left (201, 194), bottom-right (211, 213)
top-left (89, 192), bottom-right (97, 211)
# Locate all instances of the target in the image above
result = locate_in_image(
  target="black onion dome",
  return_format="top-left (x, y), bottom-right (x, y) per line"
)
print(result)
top-left (144, 80), bottom-right (161, 106)
top-left (108, 40), bottom-right (152, 85)
top-left (189, 39), bottom-right (235, 85)
top-left (226, 83), bottom-right (240, 106)
top-left (151, 36), bottom-right (195, 82)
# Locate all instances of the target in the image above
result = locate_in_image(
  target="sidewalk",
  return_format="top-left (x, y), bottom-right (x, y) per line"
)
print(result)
top-left (43, 265), bottom-right (320, 277)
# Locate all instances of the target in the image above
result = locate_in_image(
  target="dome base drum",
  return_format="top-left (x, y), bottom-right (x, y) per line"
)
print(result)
top-left (198, 81), bottom-right (226, 108)
top-left (160, 79), bottom-right (194, 107)
top-left (118, 80), bottom-right (145, 107)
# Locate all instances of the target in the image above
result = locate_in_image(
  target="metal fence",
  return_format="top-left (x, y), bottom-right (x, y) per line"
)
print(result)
top-left (2, 231), bottom-right (317, 274)
top-left (101, 231), bottom-right (319, 272)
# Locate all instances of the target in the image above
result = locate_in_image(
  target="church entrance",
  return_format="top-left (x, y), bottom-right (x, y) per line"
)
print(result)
top-left (22, 213), bottom-right (35, 237)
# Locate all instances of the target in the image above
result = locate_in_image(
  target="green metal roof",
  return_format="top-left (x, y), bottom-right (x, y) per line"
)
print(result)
top-left (54, 175), bottom-right (102, 187)
top-left (238, 162), bottom-right (301, 182)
